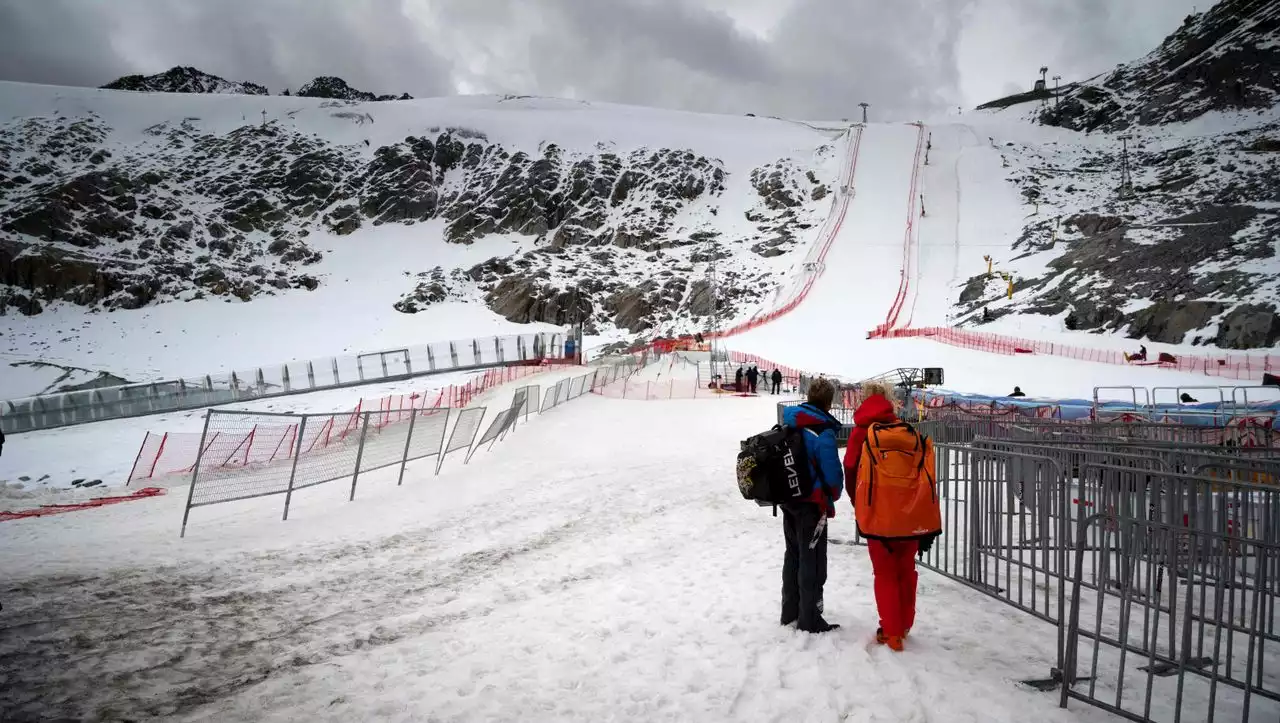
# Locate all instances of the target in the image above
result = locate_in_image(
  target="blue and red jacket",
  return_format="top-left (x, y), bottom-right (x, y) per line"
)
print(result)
top-left (781, 403), bottom-right (845, 516)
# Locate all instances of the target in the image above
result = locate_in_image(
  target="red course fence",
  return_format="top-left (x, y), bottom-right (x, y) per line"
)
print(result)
top-left (712, 125), bottom-right (864, 340)
top-left (876, 122), bottom-right (927, 335)
top-left (874, 326), bottom-right (1276, 381)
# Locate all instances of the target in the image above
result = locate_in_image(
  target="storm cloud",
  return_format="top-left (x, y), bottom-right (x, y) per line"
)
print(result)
top-left (0, 0), bottom-right (1202, 119)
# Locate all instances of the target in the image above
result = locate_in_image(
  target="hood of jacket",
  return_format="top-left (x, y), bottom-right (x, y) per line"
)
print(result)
top-left (783, 402), bottom-right (842, 432)
top-left (853, 394), bottom-right (897, 428)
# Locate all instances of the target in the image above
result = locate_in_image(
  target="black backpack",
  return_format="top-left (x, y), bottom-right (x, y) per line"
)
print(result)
top-left (737, 425), bottom-right (815, 509)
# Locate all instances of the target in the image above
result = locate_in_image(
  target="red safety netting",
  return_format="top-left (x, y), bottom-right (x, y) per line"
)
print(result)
top-left (875, 122), bottom-right (927, 335)
top-left (710, 126), bottom-right (864, 340)
top-left (127, 364), bottom-right (550, 484)
top-left (869, 326), bottom-right (1276, 381)
top-left (0, 487), bottom-right (166, 522)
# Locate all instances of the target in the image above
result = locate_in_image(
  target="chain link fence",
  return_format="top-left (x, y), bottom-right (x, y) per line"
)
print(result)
top-left (3, 332), bottom-right (567, 434)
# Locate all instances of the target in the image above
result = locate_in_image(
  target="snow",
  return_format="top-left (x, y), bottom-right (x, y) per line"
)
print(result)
top-left (0, 81), bottom-right (843, 397)
top-left (0, 394), bottom-right (1115, 723)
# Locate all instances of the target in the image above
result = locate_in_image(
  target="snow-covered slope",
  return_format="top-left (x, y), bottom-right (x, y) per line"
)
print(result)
top-left (0, 82), bottom-right (843, 396)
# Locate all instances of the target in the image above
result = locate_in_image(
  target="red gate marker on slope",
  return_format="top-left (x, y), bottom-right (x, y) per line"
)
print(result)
top-left (0, 487), bottom-right (166, 522)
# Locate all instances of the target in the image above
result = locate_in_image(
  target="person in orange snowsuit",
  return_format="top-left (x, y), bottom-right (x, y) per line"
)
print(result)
top-left (843, 383), bottom-right (935, 651)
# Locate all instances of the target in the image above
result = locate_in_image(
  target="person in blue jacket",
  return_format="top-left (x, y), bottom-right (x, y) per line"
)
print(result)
top-left (780, 377), bottom-right (845, 633)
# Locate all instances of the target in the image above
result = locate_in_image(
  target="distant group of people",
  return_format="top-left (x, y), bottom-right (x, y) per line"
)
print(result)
top-left (734, 366), bottom-right (784, 394)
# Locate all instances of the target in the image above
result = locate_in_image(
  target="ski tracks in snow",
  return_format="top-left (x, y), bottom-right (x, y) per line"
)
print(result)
top-left (0, 462), bottom-right (677, 721)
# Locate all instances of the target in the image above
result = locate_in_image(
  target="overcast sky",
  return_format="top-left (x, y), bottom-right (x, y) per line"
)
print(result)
top-left (0, 0), bottom-right (1203, 120)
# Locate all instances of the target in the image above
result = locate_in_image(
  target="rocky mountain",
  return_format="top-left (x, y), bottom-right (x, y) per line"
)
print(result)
top-left (296, 77), bottom-right (412, 102)
top-left (1040, 0), bottom-right (1279, 132)
top-left (102, 67), bottom-right (268, 96)
top-left (959, 0), bottom-right (1280, 350)
top-left (0, 96), bottom-right (832, 336)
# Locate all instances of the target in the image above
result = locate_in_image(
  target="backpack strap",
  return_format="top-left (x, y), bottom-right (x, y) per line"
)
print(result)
top-left (805, 428), bottom-right (832, 505)
top-left (862, 434), bottom-right (876, 507)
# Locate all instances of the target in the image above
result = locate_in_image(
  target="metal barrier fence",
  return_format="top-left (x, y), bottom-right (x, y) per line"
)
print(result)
top-left (126, 364), bottom-right (547, 485)
top-left (1058, 466), bottom-right (1280, 722)
top-left (3, 332), bottom-right (567, 434)
top-left (839, 429), bottom-right (1280, 721)
top-left (180, 405), bottom-right (476, 537)
top-left (915, 418), bottom-right (1279, 449)
top-left (180, 358), bottom-right (641, 535)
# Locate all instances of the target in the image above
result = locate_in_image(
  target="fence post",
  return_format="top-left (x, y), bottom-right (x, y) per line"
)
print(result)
top-left (349, 412), bottom-right (372, 501)
top-left (307, 362), bottom-right (316, 389)
top-left (281, 415), bottom-right (310, 522)
top-left (427, 345), bottom-right (436, 371)
top-left (147, 432), bottom-right (169, 479)
top-left (244, 424), bottom-right (257, 464)
top-left (357, 356), bottom-right (365, 381)
top-left (397, 407), bottom-right (420, 486)
top-left (495, 336), bottom-right (503, 362)
top-left (332, 357), bottom-right (340, 384)
top-left (281, 364), bottom-right (291, 392)
top-left (179, 411), bottom-right (213, 538)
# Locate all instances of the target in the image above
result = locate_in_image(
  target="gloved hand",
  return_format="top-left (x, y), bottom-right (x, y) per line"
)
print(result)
top-left (918, 534), bottom-right (936, 557)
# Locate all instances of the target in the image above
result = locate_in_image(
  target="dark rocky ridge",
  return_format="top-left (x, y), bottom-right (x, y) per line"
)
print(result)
top-left (102, 67), bottom-right (268, 96)
top-left (296, 76), bottom-right (412, 102)
top-left (1038, 0), bottom-right (1279, 132)
top-left (0, 112), bottom-right (825, 334)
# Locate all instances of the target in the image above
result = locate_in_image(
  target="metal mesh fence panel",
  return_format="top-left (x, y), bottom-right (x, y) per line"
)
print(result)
top-left (556, 378), bottom-right (572, 405)
top-left (404, 408), bottom-right (450, 462)
top-left (541, 386), bottom-right (558, 413)
top-left (443, 407), bottom-right (486, 460)
top-left (187, 411), bottom-right (304, 508)
top-left (569, 374), bottom-right (587, 399)
top-left (286, 415), bottom-right (363, 493)
top-left (470, 409), bottom-right (512, 462)
top-left (521, 385), bottom-right (540, 419)
top-left (355, 412), bottom-right (414, 478)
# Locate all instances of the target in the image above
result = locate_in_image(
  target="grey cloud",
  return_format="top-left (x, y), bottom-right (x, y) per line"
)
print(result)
top-left (0, 0), bottom-right (453, 97)
top-left (0, 0), bottom-right (1204, 120)
top-left (436, 0), bottom-right (972, 119)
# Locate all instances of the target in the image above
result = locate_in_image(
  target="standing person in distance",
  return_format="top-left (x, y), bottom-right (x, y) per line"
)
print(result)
top-left (779, 377), bottom-right (845, 633)
top-left (746, 366), bottom-right (760, 394)
top-left (843, 382), bottom-right (941, 651)
top-left (771, 368), bottom-right (783, 395)
top-left (735, 366), bottom-right (745, 392)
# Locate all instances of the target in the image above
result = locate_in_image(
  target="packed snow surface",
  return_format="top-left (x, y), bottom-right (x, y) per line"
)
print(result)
top-left (1, 395), bottom-right (1118, 723)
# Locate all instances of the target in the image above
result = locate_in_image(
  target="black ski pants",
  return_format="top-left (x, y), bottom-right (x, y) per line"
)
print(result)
top-left (781, 502), bottom-right (828, 629)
